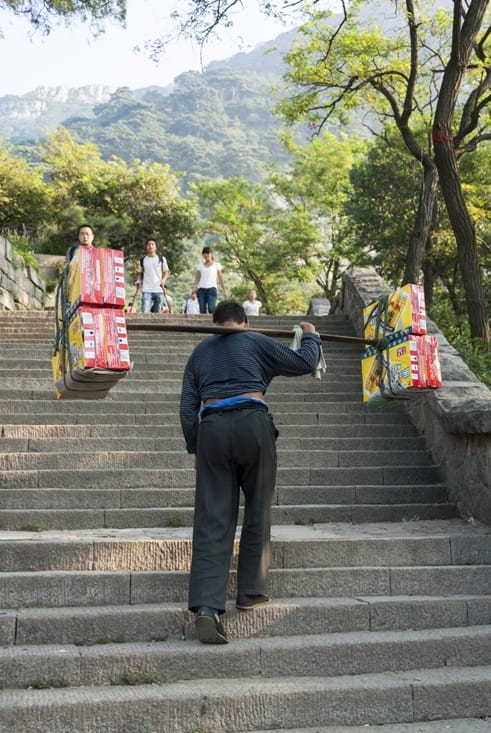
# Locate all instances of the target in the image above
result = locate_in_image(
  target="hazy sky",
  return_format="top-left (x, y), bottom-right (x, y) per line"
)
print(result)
top-left (0, 0), bottom-right (299, 96)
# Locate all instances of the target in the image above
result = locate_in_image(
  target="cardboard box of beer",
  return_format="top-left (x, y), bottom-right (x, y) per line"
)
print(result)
top-left (67, 246), bottom-right (103, 311)
top-left (67, 306), bottom-right (103, 370)
top-left (363, 283), bottom-right (427, 340)
top-left (65, 306), bottom-right (131, 372)
top-left (361, 331), bottom-right (441, 402)
top-left (101, 248), bottom-right (126, 307)
top-left (103, 308), bottom-right (130, 370)
top-left (66, 246), bottom-right (126, 311)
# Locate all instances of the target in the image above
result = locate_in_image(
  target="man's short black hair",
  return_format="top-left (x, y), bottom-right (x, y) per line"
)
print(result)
top-left (213, 300), bottom-right (248, 325)
top-left (202, 246), bottom-right (213, 254)
top-left (77, 224), bottom-right (94, 236)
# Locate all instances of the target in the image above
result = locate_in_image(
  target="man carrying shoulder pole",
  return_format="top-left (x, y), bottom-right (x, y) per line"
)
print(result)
top-left (179, 300), bottom-right (321, 644)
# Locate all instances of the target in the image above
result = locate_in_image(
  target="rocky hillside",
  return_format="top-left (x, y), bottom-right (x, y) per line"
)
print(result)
top-left (0, 29), bottom-right (295, 144)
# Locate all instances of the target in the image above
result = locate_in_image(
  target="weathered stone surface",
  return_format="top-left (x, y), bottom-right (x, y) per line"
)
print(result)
top-left (0, 235), bottom-right (47, 310)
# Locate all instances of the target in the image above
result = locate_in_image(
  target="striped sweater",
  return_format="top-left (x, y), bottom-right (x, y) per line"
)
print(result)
top-left (179, 330), bottom-right (321, 453)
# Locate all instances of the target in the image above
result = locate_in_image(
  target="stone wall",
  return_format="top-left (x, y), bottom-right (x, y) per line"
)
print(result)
top-left (342, 267), bottom-right (491, 526)
top-left (0, 237), bottom-right (63, 310)
top-left (0, 236), bottom-right (46, 310)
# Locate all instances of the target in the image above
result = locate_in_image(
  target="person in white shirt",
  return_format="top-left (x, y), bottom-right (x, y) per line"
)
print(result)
top-left (163, 286), bottom-right (174, 314)
top-left (181, 290), bottom-right (201, 315)
top-left (242, 290), bottom-right (262, 316)
top-left (136, 238), bottom-right (170, 313)
top-left (192, 246), bottom-right (227, 314)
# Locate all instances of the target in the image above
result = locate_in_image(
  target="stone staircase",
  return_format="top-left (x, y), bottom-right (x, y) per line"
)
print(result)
top-left (0, 309), bottom-right (490, 733)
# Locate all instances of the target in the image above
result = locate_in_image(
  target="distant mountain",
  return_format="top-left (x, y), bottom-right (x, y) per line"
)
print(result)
top-left (0, 84), bottom-right (116, 142)
top-left (0, 29), bottom-right (295, 144)
top-left (0, 29), bottom-right (299, 185)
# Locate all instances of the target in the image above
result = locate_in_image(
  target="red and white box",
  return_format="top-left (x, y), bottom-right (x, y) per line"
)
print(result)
top-left (103, 309), bottom-right (131, 370)
top-left (102, 248), bottom-right (126, 307)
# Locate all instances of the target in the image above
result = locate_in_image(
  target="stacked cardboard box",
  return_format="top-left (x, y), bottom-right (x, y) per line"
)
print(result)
top-left (361, 283), bottom-right (442, 403)
top-left (52, 247), bottom-right (131, 399)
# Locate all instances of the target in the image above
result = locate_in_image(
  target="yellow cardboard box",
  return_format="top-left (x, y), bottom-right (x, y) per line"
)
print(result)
top-left (361, 331), bottom-right (435, 403)
top-left (363, 283), bottom-right (426, 340)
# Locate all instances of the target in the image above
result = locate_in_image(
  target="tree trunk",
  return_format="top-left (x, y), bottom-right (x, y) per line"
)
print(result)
top-left (422, 234), bottom-right (435, 309)
top-left (403, 162), bottom-right (439, 285)
top-left (433, 139), bottom-right (490, 341)
top-left (432, 0), bottom-right (491, 343)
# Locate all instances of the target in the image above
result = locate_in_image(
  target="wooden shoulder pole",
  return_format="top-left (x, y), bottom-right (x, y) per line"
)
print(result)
top-left (125, 321), bottom-right (377, 346)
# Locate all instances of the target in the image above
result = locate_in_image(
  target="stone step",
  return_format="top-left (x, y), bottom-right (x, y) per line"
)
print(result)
top-left (2, 413), bottom-right (415, 429)
top-left (3, 594), bottom-right (491, 647)
top-left (0, 422), bottom-right (419, 438)
top-left (1, 626), bottom-right (491, 692)
top-left (0, 314), bottom-right (353, 328)
top-left (0, 484), bottom-right (449, 510)
top-left (2, 563), bottom-right (491, 609)
top-left (0, 350), bottom-right (360, 365)
top-left (0, 435), bottom-right (426, 454)
top-left (0, 398), bottom-right (408, 416)
top-left (0, 366), bottom-right (362, 383)
top-left (3, 523), bottom-right (488, 571)
top-left (0, 464), bottom-right (444, 489)
top-left (0, 502), bottom-right (456, 531)
top-left (0, 448), bottom-right (433, 471)
top-left (0, 666), bottom-right (489, 732)
top-left (0, 381), bottom-right (366, 401)
top-left (247, 721), bottom-right (491, 733)
top-left (2, 307), bottom-right (485, 730)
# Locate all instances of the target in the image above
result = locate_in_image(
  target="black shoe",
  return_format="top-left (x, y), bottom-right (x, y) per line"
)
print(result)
top-left (195, 607), bottom-right (228, 644)
top-left (236, 594), bottom-right (271, 611)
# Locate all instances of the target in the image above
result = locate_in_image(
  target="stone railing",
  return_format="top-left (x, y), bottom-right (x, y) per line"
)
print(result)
top-left (341, 267), bottom-right (491, 526)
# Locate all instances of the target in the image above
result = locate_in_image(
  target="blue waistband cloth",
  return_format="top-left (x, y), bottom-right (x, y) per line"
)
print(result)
top-left (200, 395), bottom-right (267, 417)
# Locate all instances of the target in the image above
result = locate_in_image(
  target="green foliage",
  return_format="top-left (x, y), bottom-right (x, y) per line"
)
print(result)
top-left (195, 176), bottom-right (321, 314)
top-left (117, 671), bottom-right (159, 686)
top-left (28, 678), bottom-right (68, 689)
top-left (34, 129), bottom-right (197, 270)
top-left (269, 131), bottom-right (365, 298)
top-left (455, 340), bottom-right (491, 390)
top-left (167, 516), bottom-right (185, 528)
top-left (54, 70), bottom-right (289, 187)
top-left (0, 141), bottom-right (54, 236)
top-left (344, 131), bottom-right (423, 282)
top-left (0, 0), bottom-right (126, 34)
top-left (429, 298), bottom-right (491, 389)
top-left (20, 523), bottom-right (45, 532)
top-left (11, 236), bottom-right (40, 266)
top-left (278, 0), bottom-right (491, 341)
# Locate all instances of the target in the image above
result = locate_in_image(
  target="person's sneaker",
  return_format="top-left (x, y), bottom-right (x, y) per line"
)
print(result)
top-left (195, 607), bottom-right (228, 644)
top-left (236, 594), bottom-right (271, 611)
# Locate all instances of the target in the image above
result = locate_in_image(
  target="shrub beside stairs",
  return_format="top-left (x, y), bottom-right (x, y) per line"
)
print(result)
top-left (0, 309), bottom-right (490, 733)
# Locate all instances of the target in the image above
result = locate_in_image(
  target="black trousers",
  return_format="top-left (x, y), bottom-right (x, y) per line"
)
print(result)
top-left (188, 404), bottom-right (278, 613)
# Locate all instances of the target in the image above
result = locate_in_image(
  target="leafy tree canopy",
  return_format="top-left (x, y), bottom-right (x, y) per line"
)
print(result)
top-left (0, 0), bottom-right (126, 34)
top-left (0, 128), bottom-right (197, 272)
top-left (62, 70), bottom-right (289, 187)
